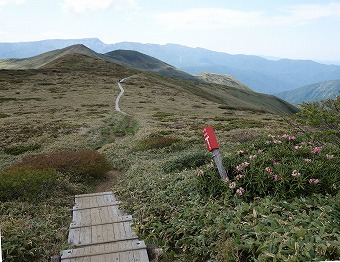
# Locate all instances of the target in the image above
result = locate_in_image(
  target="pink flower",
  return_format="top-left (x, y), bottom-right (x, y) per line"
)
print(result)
top-left (236, 187), bottom-right (245, 195)
top-left (291, 170), bottom-right (301, 178)
top-left (236, 174), bottom-right (243, 180)
top-left (294, 145), bottom-right (302, 150)
top-left (249, 155), bottom-right (257, 160)
top-left (304, 158), bottom-right (312, 163)
top-left (309, 178), bottom-right (320, 185)
top-left (326, 154), bottom-right (334, 159)
top-left (281, 134), bottom-right (296, 140)
top-left (229, 182), bottom-right (236, 189)
top-left (311, 147), bottom-right (322, 154)
top-left (236, 162), bottom-right (250, 171)
top-left (273, 174), bottom-right (280, 181)
top-left (265, 167), bottom-right (273, 174)
top-left (273, 161), bottom-right (280, 166)
top-left (273, 139), bottom-right (282, 144)
top-left (237, 150), bottom-right (249, 155)
top-left (257, 149), bottom-right (264, 153)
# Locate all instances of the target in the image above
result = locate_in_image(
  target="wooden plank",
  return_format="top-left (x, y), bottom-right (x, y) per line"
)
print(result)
top-left (68, 227), bottom-right (80, 245)
top-left (69, 215), bottom-right (132, 228)
top-left (73, 237), bottom-right (139, 248)
top-left (75, 192), bottom-right (113, 198)
top-left (61, 192), bottom-right (149, 261)
top-left (61, 240), bottom-right (147, 260)
top-left (138, 249), bottom-right (150, 262)
top-left (69, 222), bottom-right (137, 246)
top-left (72, 203), bottom-right (121, 211)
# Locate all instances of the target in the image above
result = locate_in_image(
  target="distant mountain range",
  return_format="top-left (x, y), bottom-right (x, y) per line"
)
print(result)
top-left (1, 38), bottom-right (340, 95)
top-left (276, 80), bottom-right (340, 104)
top-left (0, 44), bottom-right (250, 90)
top-left (0, 44), bottom-right (297, 114)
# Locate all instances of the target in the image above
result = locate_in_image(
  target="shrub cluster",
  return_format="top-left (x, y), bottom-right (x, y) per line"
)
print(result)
top-left (209, 133), bottom-right (339, 200)
top-left (0, 167), bottom-right (59, 201)
top-left (10, 150), bottom-right (112, 182)
top-left (162, 152), bottom-right (210, 173)
top-left (294, 97), bottom-right (339, 146)
top-left (3, 143), bottom-right (41, 155)
top-left (1, 199), bottom-right (73, 261)
top-left (135, 134), bottom-right (181, 151)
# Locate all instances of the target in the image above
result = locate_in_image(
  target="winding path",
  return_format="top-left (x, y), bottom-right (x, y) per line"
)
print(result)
top-left (115, 76), bottom-right (133, 115)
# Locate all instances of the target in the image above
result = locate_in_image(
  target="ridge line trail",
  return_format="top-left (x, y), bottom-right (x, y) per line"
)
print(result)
top-left (115, 76), bottom-right (134, 115)
top-left (93, 75), bottom-right (135, 192)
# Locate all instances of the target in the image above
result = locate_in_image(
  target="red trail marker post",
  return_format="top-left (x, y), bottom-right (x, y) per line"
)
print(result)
top-left (202, 126), bottom-right (229, 180)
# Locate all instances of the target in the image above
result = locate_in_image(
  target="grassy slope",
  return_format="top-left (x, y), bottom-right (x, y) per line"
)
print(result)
top-left (276, 79), bottom-right (340, 104)
top-left (0, 44), bottom-right (103, 70)
top-left (1, 54), bottom-right (331, 261)
top-left (197, 72), bottom-right (252, 91)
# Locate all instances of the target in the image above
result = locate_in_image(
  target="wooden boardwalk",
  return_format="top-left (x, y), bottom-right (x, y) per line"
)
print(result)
top-left (59, 192), bottom-right (149, 262)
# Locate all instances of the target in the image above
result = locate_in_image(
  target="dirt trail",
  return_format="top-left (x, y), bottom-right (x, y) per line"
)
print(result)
top-left (94, 170), bottom-right (122, 193)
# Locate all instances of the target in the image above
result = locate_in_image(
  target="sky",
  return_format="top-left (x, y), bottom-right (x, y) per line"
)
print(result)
top-left (1, 0), bottom-right (340, 62)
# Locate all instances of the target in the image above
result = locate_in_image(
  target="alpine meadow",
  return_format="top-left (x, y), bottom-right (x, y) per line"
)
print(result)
top-left (0, 43), bottom-right (339, 262)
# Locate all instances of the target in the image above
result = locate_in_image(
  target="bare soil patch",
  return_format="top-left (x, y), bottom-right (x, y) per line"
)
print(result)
top-left (94, 170), bottom-right (122, 192)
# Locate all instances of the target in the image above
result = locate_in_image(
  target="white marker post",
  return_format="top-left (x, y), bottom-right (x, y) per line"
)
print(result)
top-left (202, 126), bottom-right (229, 180)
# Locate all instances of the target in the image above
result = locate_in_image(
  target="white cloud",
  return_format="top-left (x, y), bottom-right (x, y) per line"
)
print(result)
top-left (62, 0), bottom-right (137, 13)
top-left (154, 3), bottom-right (340, 30)
top-left (273, 2), bottom-right (340, 25)
top-left (0, 0), bottom-right (25, 7)
top-left (154, 8), bottom-right (264, 30)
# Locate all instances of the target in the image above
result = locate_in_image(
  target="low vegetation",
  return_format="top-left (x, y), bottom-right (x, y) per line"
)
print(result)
top-left (0, 56), bottom-right (338, 261)
top-left (0, 149), bottom-right (111, 260)
top-left (108, 97), bottom-right (339, 261)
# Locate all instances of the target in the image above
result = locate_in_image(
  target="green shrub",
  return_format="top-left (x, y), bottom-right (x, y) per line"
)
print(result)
top-left (1, 199), bottom-right (73, 262)
top-left (294, 97), bottom-right (340, 146)
top-left (11, 150), bottom-right (112, 182)
top-left (0, 167), bottom-right (59, 201)
top-left (219, 133), bottom-right (339, 200)
top-left (113, 164), bottom-right (339, 261)
top-left (92, 115), bottom-right (138, 149)
top-left (3, 143), bottom-right (41, 155)
top-left (135, 135), bottom-right (181, 151)
top-left (163, 152), bottom-right (210, 173)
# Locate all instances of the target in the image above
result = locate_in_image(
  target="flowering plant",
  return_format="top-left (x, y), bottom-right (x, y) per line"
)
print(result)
top-left (222, 133), bottom-right (339, 199)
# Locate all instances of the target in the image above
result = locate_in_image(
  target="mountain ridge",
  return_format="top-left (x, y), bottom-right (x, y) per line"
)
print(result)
top-left (0, 44), bottom-right (248, 90)
top-left (2, 38), bottom-right (340, 94)
top-left (0, 44), bottom-right (298, 115)
top-left (276, 79), bottom-right (340, 104)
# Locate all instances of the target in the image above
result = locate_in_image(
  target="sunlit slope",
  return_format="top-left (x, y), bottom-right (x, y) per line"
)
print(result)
top-left (1, 51), bottom-right (298, 115)
top-left (44, 53), bottom-right (298, 115)
top-left (105, 49), bottom-right (197, 81)
top-left (197, 72), bottom-right (252, 91)
top-left (0, 44), bottom-right (103, 69)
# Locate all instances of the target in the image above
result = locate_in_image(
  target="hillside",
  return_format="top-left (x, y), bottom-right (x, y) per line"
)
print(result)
top-left (276, 79), bottom-right (340, 104)
top-left (1, 47), bottom-right (337, 262)
top-left (41, 53), bottom-right (297, 115)
top-left (1, 38), bottom-right (340, 94)
top-left (197, 72), bottom-right (251, 91)
top-left (104, 49), bottom-right (197, 81)
top-left (105, 42), bottom-right (340, 94)
top-left (0, 44), bottom-right (103, 69)
top-left (0, 44), bottom-right (297, 114)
